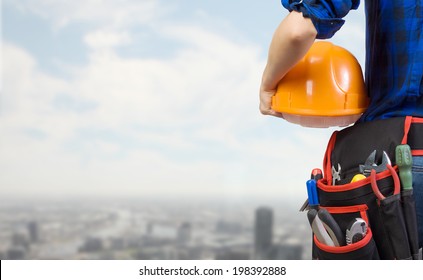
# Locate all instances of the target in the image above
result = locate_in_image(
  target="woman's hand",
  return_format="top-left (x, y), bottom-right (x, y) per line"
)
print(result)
top-left (259, 86), bottom-right (284, 118)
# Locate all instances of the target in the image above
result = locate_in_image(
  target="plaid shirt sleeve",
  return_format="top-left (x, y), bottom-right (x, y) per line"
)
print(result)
top-left (281, 0), bottom-right (360, 39)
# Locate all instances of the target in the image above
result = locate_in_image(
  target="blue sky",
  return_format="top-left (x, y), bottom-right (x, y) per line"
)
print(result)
top-left (1, 0), bottom-right (366, 202)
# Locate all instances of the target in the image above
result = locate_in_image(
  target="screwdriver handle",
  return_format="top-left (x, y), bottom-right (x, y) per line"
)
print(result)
top-left (306, 179), bottom-right (319, 207)
top-left (396, 145), bottom-right (413, 190)
top-left (311, 168), bottom-right (323, 181)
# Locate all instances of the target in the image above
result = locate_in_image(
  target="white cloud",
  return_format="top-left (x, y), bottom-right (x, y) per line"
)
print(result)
top-left (6, 0), bottom-right (163, 29)
top-left (84, 29), bottom-right (132, 49)
top-left (1, 2), bottom-right (342, 202)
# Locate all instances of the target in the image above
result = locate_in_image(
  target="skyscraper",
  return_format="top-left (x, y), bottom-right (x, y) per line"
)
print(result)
top-left (254, 207), bottom-right (273, 259)
top-left (27, 221), bottom-right (40, 243)
top-left (177, 222), bottom-right (192, 245)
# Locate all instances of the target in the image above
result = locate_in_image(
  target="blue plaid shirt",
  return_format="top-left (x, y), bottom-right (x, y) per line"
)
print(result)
top-left (282, 0), bottom-right (423, 122)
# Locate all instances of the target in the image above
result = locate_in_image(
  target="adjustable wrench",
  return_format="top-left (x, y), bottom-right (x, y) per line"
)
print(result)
top-left (359, 150), bottom-right (391, 177)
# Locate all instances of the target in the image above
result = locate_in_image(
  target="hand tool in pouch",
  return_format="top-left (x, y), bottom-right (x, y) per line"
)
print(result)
top-left (306, 179), bottom-right (336, 246)
top-left (359, 150), bottom-right (400, 199)
top-left (396, 144), bottom-right (420, 260)
top-left (311, 168), bottom-right (323, 181)
top-left (299, 168), bottom-right (323, 211)
top-left (359, 150), bottom-right (391, 177)
top-left (346, 218), bottom-right (368, 245)
top-left (317, 208), bottom-right (345, 246)
top-left (307, 209), bottom-right (335, 246)
top-left (366, 151), bottom-right (411, 259)
top-left (331, 164), bottom-right (341, 185)
top-left (396, 144), bottom-right (413, 190)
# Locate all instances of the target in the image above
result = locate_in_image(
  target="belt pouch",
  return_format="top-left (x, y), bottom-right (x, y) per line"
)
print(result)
top-left (378, 193), bottom-right (411, 259)
top-left (401, 189), bottom-right (420, 259)
top-left (315, 116), bottom-right (421, 260)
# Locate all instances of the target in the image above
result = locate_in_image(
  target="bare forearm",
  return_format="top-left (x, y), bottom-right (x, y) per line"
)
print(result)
top-left (261, 11), bottom-right (317, 92)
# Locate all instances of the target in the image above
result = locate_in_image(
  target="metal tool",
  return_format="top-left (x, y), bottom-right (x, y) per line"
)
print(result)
top-left (346, 218), bottom-right (368, 245)
top-left (305, 179), bottom-right (341, 247)
top-left (307, 209), bottom-right (335, 246)
top-left (359, 150), bottom-right (391, 176)
top-left (396, 144), bottom-right (413, 190)
top-left (317, 208), bottom-right (345, 246)
top-left (331, 163), bottom-right (341, 185)
top-left (365, 151), bottom-right (400, 200)
top-left (299, 199), bottom-right (309, 212)
top-left (358, 150), bottom-right (400, 200)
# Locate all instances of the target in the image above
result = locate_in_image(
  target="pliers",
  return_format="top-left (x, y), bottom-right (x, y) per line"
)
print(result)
top-left (360, 150), bottom-right (400, 200)
top-left (331, 163), bottom-right (341, 185)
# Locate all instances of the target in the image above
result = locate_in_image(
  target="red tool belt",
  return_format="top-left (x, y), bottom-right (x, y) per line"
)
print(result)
top-left (313, 116), bottom-right (423, 260)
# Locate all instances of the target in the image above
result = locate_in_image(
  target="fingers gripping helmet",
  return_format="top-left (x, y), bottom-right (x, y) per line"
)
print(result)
top-left (271, 41), bottom-right (369, 128)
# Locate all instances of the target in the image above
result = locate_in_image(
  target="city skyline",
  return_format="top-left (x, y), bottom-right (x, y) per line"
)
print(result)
top-left (0, 197), bottom-right (310, 260)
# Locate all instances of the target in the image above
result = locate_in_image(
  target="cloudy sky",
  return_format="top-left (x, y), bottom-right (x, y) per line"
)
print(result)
top-left (1, 0), bottom-right (366, 202)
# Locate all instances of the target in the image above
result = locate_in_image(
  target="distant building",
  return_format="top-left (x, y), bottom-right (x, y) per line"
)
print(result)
top-left (27, 221), bottom-right (40, 243)
top-left (7, 246), bottom-right (26, 260)
top-left (146, 222), bottom-right (153, 236)
top-left (79, 237), bottom-right (103, 252)
top-left (110, 237), bottom-right (126, 251)
top-left (254, 207), bottom-right (273, 259)
top-left (177, 222), bottom-right (191, 245)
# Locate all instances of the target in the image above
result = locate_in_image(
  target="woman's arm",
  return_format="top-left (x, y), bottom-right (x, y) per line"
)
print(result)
top-left (259, 11), bottom-right (317, 117)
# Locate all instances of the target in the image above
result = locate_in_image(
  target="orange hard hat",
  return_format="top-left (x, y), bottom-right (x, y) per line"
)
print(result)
top-left (271, 41), bottom-right (369, 128)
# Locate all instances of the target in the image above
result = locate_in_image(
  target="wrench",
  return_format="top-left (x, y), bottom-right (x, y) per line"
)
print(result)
top-left (359, 150), bottom-right (391, 177)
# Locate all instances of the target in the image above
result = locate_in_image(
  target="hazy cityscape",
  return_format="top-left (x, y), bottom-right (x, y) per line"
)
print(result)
top-left (0, 196), bottom-right (312, 260)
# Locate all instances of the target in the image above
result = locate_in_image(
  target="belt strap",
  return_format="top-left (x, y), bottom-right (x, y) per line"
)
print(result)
top-left (408, 117), bottom-right (423, 155)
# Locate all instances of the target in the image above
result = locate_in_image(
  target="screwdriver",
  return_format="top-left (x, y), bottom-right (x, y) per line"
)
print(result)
top-left (299, 168), bottom-right (323, 212)
top-left (306, 179), bottom-right (335, 246)
top-left (396, 144), bottom-right (413, 190)
top-left (396, 144), bottom-right (419, 260)
top-left (311, 168), bottom-right (323, 181)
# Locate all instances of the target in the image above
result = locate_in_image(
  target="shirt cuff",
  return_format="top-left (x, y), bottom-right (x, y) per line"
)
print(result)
top-left (282, 0), bottom-right (356, 39)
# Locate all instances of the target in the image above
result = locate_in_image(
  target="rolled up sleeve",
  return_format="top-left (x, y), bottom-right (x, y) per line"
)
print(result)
top-left (281, 0), bottom-right (360, 39)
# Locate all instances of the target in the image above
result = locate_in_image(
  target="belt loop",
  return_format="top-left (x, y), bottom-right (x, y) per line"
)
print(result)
top-left (402, 116), bottom-right (413, 144)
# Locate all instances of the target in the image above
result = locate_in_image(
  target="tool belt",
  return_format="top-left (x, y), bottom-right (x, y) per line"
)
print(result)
top-left (311, 116), bottom-right (423, 260)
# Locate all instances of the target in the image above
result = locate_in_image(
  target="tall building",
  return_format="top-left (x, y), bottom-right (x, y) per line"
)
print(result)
top-left (27, 221), bottom-right (40, 243)
top-left (254, 207), bottom-right (273, 259)
top-left (177, 222), bottom-right (192, 245)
